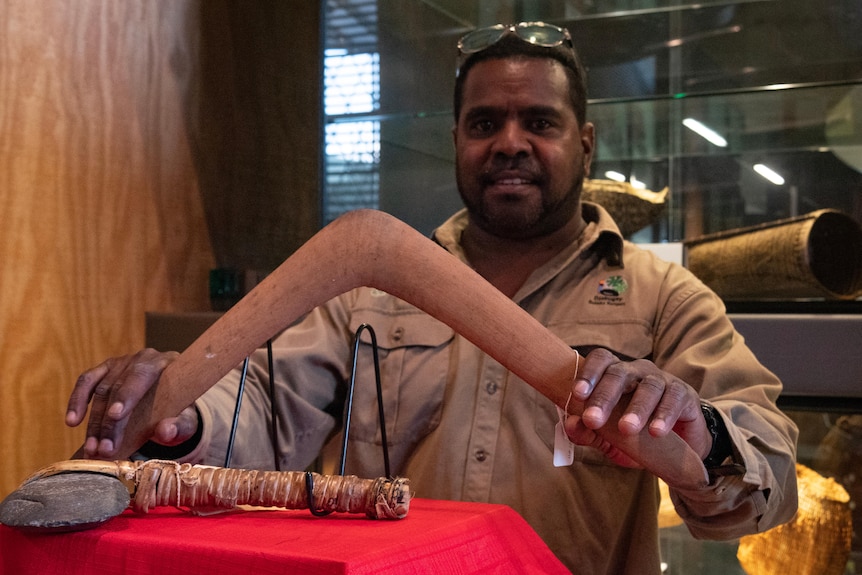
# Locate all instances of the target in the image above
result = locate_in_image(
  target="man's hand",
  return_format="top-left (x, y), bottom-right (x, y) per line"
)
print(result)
top-left (65, 348), bottom-right (197, 459)
top-left (564, 348), bottom-right (713, 467)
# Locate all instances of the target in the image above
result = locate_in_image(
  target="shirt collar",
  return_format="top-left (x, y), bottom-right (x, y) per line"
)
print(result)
top-left (432, 201), bottom-right (625, 268)
top-left (582, 201), bottom-right (624, 267)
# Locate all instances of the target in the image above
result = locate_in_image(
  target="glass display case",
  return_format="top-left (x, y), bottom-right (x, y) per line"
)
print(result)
top-left (323, 1), bottom-right (862, 572)
top-left (324, 0), bottom-right (862, 239)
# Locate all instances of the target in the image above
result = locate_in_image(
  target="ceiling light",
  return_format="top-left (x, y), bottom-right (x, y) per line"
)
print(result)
top-left (604, 171), bottom-right (626, 182)
top-left (753, 163), bottom-right (785, 185)
top-left (682, 118), bottom-right (728, 147)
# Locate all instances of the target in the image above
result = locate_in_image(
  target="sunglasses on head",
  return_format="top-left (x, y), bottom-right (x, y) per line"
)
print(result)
top-left (457, 21), bottom-right (573, 55)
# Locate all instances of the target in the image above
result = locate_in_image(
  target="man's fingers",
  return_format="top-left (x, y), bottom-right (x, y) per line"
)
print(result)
top-left (566, 348), bottom-right (707, 470)
top-left (580, 363), bottom-right (629, 429)
top-left (618, 374), bottom-right (665, 435)
top-left (96, 413), bottom-right (131, 458)
top-left (101, 356), bottom-right (166, 421)
top-left (572, 347), bottom-right (616, 401)
top-left (65, 363), bottom-right (111, 426)
top-left (98, 350), bottom-right (177, 422)
top-left (564, 415), bottom-right (642, 468)
top-left (645, 379), bottom-right (694, 437)
top-left (67, 349), bottom-right (179, 459)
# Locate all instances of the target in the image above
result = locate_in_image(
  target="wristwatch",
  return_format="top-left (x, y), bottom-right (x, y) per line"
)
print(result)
top-left (700, 402), bottom-right (745, 483)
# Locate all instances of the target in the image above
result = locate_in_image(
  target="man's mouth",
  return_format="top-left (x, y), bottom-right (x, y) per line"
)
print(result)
top-left (484, 175), bottom-right (540, 196)
top-left (484, 168), bottom-right (541, 186)
top-left (494, 178), bottom-right (532, 186)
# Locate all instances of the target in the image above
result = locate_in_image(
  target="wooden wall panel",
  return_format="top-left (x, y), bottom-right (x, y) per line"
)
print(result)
top-left (195, 1), bottom-right (322, 271)
top-left (0, 0), bottom-right (215, 497)
top-left (0, 0), bottom-right (321, 500)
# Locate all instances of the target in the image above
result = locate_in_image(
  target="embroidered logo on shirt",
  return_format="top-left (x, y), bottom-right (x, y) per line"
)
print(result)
top-left (598, 275), bottom-right (628, 296)
top-left (589, 275), bottom-right (628, 306)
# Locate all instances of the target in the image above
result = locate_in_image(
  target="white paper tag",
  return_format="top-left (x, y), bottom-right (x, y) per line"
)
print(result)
top-left (554, 401), bottom-right (575, 467)
top-left (554, 421), bottom-right (575, 467)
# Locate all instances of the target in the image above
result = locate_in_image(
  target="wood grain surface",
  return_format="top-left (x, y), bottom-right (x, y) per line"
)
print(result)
top-left (0, 0), bottom-right (211, 498)
top-left (0, 0), bottom-right (321, 499)
top-left (0, 0), bottom-right (322, 497)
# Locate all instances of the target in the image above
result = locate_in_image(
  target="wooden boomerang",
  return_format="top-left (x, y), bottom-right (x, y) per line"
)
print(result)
top-left (80, 209), bottom-right (708, 490)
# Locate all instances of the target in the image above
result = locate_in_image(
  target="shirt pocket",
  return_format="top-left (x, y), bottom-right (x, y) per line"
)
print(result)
top-left (533, 318), bottom-right (655, 466)
top-left (347, 304), bottom-right (455, 448)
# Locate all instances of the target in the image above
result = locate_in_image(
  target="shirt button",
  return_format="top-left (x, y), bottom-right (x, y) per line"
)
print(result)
top-left (485, 381), bottom-right (498, 395)
top-left (390, 327), bottom-right (404, 342)
top-left (474, 449), bottom-right (487, 462)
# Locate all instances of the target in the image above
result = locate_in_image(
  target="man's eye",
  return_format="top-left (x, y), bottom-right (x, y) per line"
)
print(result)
top-left (530, 119), bottom-right (552, 131)
top-left (471, 120), bottom-right (495, 134)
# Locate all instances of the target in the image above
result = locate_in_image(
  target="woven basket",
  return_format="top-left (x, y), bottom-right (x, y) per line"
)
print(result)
top-left (582, 179), bottom-right (668, 237)
top-left (685, 209), bottom-right (862, 300)
top-left (737, 464), bottom-right (852, 575)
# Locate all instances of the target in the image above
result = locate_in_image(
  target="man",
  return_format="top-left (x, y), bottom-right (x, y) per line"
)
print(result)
top-left (66, 22), bottom-right (798, 574)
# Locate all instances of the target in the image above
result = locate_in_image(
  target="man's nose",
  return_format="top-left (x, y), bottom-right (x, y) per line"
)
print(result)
top-left (491, 121), bottom-right (531, 157)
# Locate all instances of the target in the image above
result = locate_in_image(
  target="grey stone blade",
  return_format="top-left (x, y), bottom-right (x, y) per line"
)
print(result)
top-left (0, 472), bottom-right (130, 532)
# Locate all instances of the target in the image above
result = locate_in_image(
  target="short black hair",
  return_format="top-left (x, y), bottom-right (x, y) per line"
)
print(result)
top-left (453, 33), bottom-right (589, 126)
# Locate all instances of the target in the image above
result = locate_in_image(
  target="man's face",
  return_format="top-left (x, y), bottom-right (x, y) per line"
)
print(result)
top-left (453, 57), bottom-right (594, 239)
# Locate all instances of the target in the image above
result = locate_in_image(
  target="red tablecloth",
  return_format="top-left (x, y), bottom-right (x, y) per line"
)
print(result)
top-left (0, 498), bottom-right (569, 574)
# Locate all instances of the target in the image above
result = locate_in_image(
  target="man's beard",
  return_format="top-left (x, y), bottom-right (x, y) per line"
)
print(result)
top-left (470, 193), bottom-right (546, 238)
top-left (456, 165), bottom-right (584, 240)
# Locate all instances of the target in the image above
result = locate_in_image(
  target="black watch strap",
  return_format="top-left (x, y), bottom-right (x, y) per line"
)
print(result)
top-left (700, 402), bottom-right (745, 483)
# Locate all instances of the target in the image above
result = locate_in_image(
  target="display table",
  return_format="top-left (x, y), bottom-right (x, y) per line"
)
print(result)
top-left (0, 498), bottom-right (568, 574)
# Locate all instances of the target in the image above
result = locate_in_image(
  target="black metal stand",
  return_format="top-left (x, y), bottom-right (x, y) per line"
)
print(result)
top-left (224, 323), bottom-right (391, 517)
